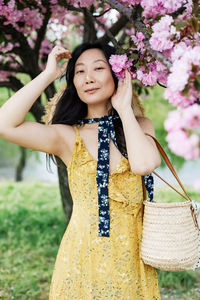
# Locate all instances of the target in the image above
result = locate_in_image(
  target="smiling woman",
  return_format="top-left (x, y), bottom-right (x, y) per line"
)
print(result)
top-left (73, 49), bottom-right (115, 111)
top-left (0, 42), bottom-right (161, 299)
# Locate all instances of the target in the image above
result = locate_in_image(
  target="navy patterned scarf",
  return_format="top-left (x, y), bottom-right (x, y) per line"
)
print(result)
top-left (77, 115), bottom-right (154, 237)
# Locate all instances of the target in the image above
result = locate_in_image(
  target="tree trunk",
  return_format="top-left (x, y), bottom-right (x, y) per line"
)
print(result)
top-left (55, 156), bottom-right (73, 224)
top-left (15, 146), bottom-right (26, 181)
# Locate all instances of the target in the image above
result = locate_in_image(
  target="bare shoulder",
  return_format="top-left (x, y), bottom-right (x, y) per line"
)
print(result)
top-left (53, 123), bottom-right (77, 165)
top-left (136, 116), bottom-right (156, 137)
top-left (54, 123), bottom-right (76, 147)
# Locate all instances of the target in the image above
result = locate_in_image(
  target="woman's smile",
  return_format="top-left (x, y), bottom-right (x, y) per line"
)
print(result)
top-left (85, 88), bottom-right (100, 94)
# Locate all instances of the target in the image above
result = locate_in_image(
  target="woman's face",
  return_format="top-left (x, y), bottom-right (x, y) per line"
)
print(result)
top-left (73, 48), bottom-right (115, 105)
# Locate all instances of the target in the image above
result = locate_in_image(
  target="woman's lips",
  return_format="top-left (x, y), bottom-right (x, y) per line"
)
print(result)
top-left (85, 88), bottom-right (99, 94)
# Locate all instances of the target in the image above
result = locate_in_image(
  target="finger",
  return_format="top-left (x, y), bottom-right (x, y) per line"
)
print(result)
top-left (56, 52), bottom-right (71, 59)
top-left (124, 69), bottom-right (132, 85)
top-left (60, 60), bottom-right (69, 74)
top-left (52, 46), bottom-right (71, 58)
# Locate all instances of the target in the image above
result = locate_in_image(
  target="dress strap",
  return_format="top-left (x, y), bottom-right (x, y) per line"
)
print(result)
top-left (73, 124), bottom-right (80, 137)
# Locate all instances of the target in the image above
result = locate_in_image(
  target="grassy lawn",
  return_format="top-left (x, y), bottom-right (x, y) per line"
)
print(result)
top-left (0, 181), bottom-right (199, 299)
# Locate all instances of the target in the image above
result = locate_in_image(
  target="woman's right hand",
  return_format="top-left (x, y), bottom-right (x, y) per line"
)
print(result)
top-left (45, 45), bottom-right (72, 81)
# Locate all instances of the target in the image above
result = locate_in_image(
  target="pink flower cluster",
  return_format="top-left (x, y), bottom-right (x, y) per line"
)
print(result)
top-left (164, 45), bottom-right (200, 108)
top-left (0, 0), bottom-right (43, 34)
top-left (109, 54), bottom-right (132, 80)
top-left (164, 105), bottom-right (200, 160)
top-left (109, 52), bottom-right (168, 86)
top-left (131, 31), bottom-right (145, 54)
top-left (149, 15), bottom-right (179, 52)
top-left (140, 0), bottom-right (192, 19)
top-left (136, 61), bottom-right (167, 86)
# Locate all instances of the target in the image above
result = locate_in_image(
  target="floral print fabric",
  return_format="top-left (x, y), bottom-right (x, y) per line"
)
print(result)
top-left (49, 124), bottom-right (161, 299)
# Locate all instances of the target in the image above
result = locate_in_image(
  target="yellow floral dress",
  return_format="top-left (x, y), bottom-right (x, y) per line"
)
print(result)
top-left (49, 125), bottom-right (161, 299)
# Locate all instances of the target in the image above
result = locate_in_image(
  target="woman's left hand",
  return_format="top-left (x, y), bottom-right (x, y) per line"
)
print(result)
top-left (111, 69), bottom-right (133, 114)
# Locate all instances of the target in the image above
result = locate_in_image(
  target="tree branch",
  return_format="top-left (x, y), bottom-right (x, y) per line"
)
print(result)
top-left (98, 14), bottom-right (128, 45)
top-left (105, 1), bottom-right (172, 69)
top-left (65, 3), bottom-right (83, 13)
top-left (0, 81), bottom-right (13, 89)
top-left (105, 0), bottom-right (132, 20)
top-left (171, 5), bottom-right (186, 18)
top-left (95, 18), bottom-right (120, 48)
top-left (0, 63), bottom-right (25, 73)
top-left (83, 8), bottom-right (97, 43)
top-left (34, 6), bottom-right (52, 59)
top-left (93, 8), bottom-right (111, 18)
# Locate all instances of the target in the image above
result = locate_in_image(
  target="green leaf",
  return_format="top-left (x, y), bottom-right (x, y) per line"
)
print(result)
top-left (182, 83), bottom-right (190, 97)
top-left (188, 17), bottom-right (199, 33)
top-left (176, 20), bottom-right (186, 31)
top-left (195, 74), bottom-right (200, 84)
top-left (193, 79), bottom-right (200, 92)
top-left (0, 32), bottom-right (6, 44)
top-left (129, 53), bottom-right (139, 60)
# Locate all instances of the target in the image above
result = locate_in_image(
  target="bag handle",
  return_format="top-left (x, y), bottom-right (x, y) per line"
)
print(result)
top-left (145, 133), bottom-right (192, 202)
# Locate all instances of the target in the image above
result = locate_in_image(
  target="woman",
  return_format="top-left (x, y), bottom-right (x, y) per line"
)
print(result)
top-left (0, 42), bottom-right (161, 299)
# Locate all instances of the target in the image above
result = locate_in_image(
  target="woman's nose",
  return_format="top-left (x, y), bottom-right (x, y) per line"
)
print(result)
top-left (85, 73), bottom-right (95, 84)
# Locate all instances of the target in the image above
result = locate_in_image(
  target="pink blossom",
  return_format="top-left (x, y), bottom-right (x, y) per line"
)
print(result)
top-left (1, 1), bottom-right (44, 33)
top-left (182, 104), bottom-right (200, 128)
top-left (164, 110), bottom-right (184, 132)
top-left (40, 38), bottom-right (53, 56)
top-left (167, 59), bottom-right (191, 92)
top-left (167, 45), bottom-right (200, 103)
top-left (164, 89), bottom-right (194, 108)
top-left (137, 66), bottom-right (158, 86)
top-left (109, 54), bottom-right (132, 80)
top-left (0, 71), bottom-right (10, 82)
top-left (164, 107), bottom-right (200, 160)
top-left (141, 0), bottom-right (188, 19)
top-left (125, 27), bottom-right (135, 36)
top-left (166, 130), bottom-right (199, 160)
top-left (149, 15), bottom-right (179, 52)
top-left (136, 32), bottom-right (145, 41)
top-left (136, 62), bottom-right (162, 86)
top-left (131, 33), bottom-right (145, 54)
top-left (171, 42), bottom-right (190, 62)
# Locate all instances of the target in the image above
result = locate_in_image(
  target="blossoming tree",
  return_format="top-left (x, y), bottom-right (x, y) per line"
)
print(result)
top-left (0, 0), bottom-right (200, 217)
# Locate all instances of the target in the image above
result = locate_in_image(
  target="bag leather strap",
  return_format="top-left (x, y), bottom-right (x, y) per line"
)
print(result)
top-left (145, 133), bottom-right (192, 202)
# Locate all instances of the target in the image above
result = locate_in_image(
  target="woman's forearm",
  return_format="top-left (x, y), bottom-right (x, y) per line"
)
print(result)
top-left (0, 70), bottom-right (53, 130)
top-left (119, 108), bottom-right (161, 175)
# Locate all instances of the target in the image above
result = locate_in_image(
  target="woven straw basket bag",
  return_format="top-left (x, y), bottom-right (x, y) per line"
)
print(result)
top-left (141, 134), bottom-right (199, 272)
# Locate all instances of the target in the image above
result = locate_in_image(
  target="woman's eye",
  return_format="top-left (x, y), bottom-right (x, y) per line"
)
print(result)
top-left (95, 67), bottom-right (104, 70)
top-left (76, 70), bottom-right (84, 74)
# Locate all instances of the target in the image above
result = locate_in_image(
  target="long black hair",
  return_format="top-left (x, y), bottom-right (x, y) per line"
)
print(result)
top-left (47, 42), bottom-right (131, 169)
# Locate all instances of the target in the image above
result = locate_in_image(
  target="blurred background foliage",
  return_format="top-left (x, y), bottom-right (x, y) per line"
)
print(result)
top-left (0, 81), bottom-right (186, 173)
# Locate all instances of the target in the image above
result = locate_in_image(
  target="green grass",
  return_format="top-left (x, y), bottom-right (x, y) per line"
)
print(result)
top-left (0, 181), bottom-right (199, 299)
top-left (0, 181), bottom-right (66, 300)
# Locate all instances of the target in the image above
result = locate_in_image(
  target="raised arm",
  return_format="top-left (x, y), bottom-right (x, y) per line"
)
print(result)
top-left (0, 46), bottom-right (71, 156)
